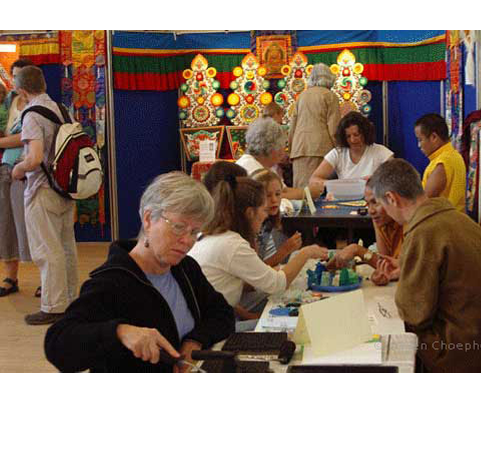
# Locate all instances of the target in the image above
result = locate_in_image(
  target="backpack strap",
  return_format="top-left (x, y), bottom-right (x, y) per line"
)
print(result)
top-left (56, 103), bottom-right (72, 124)
top-left (21, 105), bottom-right (63, 126)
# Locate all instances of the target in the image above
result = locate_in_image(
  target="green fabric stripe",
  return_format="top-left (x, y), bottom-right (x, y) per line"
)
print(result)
top-left (113, 53), bottom-right (245, 74)
top-left (307, 43), bottom-right (445, 65)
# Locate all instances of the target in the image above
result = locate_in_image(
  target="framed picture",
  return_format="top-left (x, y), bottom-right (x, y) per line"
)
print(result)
top-left (256, 35), bottom-right (292, 79)
top-left (179, 126), bottom-right (225, 162)
top-left (226, 125), bottom-right (248, 160)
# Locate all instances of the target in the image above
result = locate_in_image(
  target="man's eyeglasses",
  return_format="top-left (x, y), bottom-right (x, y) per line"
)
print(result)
top-left (159, 213), bottom-right (200, 239)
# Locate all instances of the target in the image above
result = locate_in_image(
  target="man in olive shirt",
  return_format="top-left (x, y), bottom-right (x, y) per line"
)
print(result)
top-left (370, 158), bottom-right (481, 372)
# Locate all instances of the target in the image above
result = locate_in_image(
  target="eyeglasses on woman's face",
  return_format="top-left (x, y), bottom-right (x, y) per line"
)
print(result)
top-left (159, 212), bottom-right (201, 239)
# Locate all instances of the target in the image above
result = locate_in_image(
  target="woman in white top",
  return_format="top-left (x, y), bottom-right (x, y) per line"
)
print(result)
top-left (310, 111), bottom-right (393, 187)
top-left (189, 176), bottom-right (327, 325)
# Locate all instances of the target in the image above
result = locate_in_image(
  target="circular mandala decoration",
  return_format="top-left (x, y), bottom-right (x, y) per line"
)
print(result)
top-left (177, 96), bottom-right (190, 109)
top-left (227, 93), bottom-right (240, 106)
top-left (215, 107), bottom-right (225, 118)
top-left (260, 92), bottom-right (273, 105)
top-left (211, 93), bottom-right (223, 107)
top-left (281, 65), bottom-right (291, 76)
top-left (197, 96), bottom-right (205, 105)
top-left (305, 65), bottom-right (313, 75)
top-left (330, 65), bottom-right (339, 75)
top-left (277, 79), bottom-right (286, 89)
top-left (179, 111), bottom-right (187, 120)
top-left (274, 91), bottom-right (287, 105)
top-left (353, 63), bottom-right (364, 74)
top-left (196, 73), bottom-right (203, 81)
top-left (206, 67), bottom-right (217, 78)
top-left (262, 80), bottom-right (270, 90)
top-left (258, 66), bottom-right (267, 77)
top-left (193, 105), bottom-right (210, 123)
top-left (362, 104), bottom-right (372, 115)
top-left (294, 69), bottom-right (303, 78)
top-left (230, 81), bottom-right (239, 90)
top-left (245, 94), bottom-right (255, 104)
top-left (240, 104), bottom-right (259, 123)
top-left (292, 79), bottom-right (306, 93)
top-left (359, 90), bottom-right (372, 103)
top-left (180, 83), bottom-right (189, 93)
top-left (343, 92), bottom-right (351, 100)
top-left (243, 81), bottom-right (257, 94)
top-left (246, 71), bottom-right (255, 80)
top-left (359, 77), bottom-right (368, 87)
top-left (226, 108), bottom-right (236, 119)
top-left (183, 69), bottom-right (193, 79)
top-left (233, 66), bottom-right (243, 77)
top-left (212, 80), bottom-right (221, 90)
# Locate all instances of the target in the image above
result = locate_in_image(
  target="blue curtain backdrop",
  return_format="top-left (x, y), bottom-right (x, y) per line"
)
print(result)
top-left (388, 81), bottom-right (442, 175)
top-left (114, 89), bottom-right (181, 238)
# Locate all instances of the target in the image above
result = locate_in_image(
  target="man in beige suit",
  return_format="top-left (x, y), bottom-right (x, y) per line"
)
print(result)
top-left (288, 63), bottom-right (341, 188)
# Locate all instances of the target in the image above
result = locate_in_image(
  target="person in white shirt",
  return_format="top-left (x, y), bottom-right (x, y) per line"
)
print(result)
top-left (237, 116), bottom-right (323, 200)
top-left (189, 175), bottom-right (327, 328)
top-left (310, 111), bottom-right (393, 187)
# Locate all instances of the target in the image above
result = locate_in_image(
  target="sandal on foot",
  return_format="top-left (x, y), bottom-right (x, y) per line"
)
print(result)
top-left (0, 278), bottom-right (19, 297)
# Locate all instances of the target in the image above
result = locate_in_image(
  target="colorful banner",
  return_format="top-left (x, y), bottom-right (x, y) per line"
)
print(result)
top-left (112, 31), bottom-right (447, 91)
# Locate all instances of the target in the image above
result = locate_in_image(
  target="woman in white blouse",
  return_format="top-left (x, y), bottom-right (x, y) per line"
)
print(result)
top-left (189, 176), bottom-right (327, 327)
top-left (309, 111), bottom-right (393, 188)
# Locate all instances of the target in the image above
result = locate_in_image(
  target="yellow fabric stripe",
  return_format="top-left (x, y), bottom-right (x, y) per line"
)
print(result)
top-left (19, 42), bottom-right (60, 56)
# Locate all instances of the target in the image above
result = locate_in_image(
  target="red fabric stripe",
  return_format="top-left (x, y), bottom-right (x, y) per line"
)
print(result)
top-left (27, 54), bottom-right (60, 65)
top-left (363, 61), bottom-right (446, 81)
top-left (56, 135), bottom-right (92, 191)
top-left (114, 61), bottom-right (447, 91)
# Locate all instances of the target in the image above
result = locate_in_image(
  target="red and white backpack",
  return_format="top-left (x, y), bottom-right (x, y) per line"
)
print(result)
top-left (21, 103), bottom-right (103, 200)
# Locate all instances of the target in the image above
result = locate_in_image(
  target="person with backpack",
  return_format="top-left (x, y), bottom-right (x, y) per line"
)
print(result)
top-left (12, 65), bottom-right (78, 325)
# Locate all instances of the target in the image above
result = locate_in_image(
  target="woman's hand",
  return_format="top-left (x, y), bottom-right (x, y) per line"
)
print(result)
top-left (116, 324), bottom-right (180, 365)
top-left (301, 244), bottom-right (329, 261)
top-left (279, 232), bottom-right (302, 256)
top-left (174, 340), bottom-right (202, 373)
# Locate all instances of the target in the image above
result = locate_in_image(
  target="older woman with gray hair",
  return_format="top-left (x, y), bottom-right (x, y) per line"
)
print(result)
top-left (288, 62), bottom-right (341, 189)
top-left (45, 171), bottom-right (235, 373)
top-left (237, 116), bottom-right (321, 199)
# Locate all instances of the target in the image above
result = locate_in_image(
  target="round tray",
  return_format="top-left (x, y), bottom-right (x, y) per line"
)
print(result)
top-left (308, 276), bottom-right (363, 293)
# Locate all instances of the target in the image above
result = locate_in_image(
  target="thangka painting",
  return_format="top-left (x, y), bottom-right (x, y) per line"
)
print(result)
top-left (276, 52), bottom-right (313, 125)
top-left (178, 54), bottom-right (224, 128)
top-left (256, 35), bottom-right (292, 79)
top-left (466, 122), bottom-right (481, 220)
top-left (226, 53), bottom-right (272, 126)
top-left (179, 126), bottom-right (224, 162)
top-left (330, 49), bottom-right (371, 117)
top-left (226, 126), bottom-right (248, 160)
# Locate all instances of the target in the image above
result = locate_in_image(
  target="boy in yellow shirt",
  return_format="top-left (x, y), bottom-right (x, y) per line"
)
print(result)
top-left (414, 113), bottom-right (466, 212)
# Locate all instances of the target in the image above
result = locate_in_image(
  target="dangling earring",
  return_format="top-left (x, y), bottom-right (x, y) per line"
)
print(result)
top-left (144, 237), bottom-right (150, 248)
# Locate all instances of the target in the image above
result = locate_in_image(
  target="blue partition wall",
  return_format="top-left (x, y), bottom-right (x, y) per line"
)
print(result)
top-left (387, 81), bottom-right (441, 175)
top-left (114, 89), bottom-right (181, 239)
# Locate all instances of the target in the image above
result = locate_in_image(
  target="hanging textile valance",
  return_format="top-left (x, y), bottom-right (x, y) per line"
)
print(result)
top-left (112, 30), bottom-right (447, 91)
top-left (0, 32), bottom-right (61, 65)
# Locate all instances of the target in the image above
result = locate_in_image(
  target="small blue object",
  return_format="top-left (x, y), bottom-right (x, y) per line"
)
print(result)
top-left (270, 307), bottom-right (294, 316)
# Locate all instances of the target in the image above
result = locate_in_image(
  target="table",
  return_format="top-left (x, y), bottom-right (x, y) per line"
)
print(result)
top-left (282, 199), bottom-right (373, 245)
top-left (255, 262), bottom-right (418, 373)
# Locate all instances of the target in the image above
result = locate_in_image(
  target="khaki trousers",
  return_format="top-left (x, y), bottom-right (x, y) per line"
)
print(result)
top-left (292, 156), bottom-right (324, 188)
top-left (25, 187), bottom-right (78, 313)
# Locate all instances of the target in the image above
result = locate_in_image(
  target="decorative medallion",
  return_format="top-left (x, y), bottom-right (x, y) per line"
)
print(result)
top-left (178, 54), bottom-right (224, 128)
top-left (330, 49), bottom-right (372, 117)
